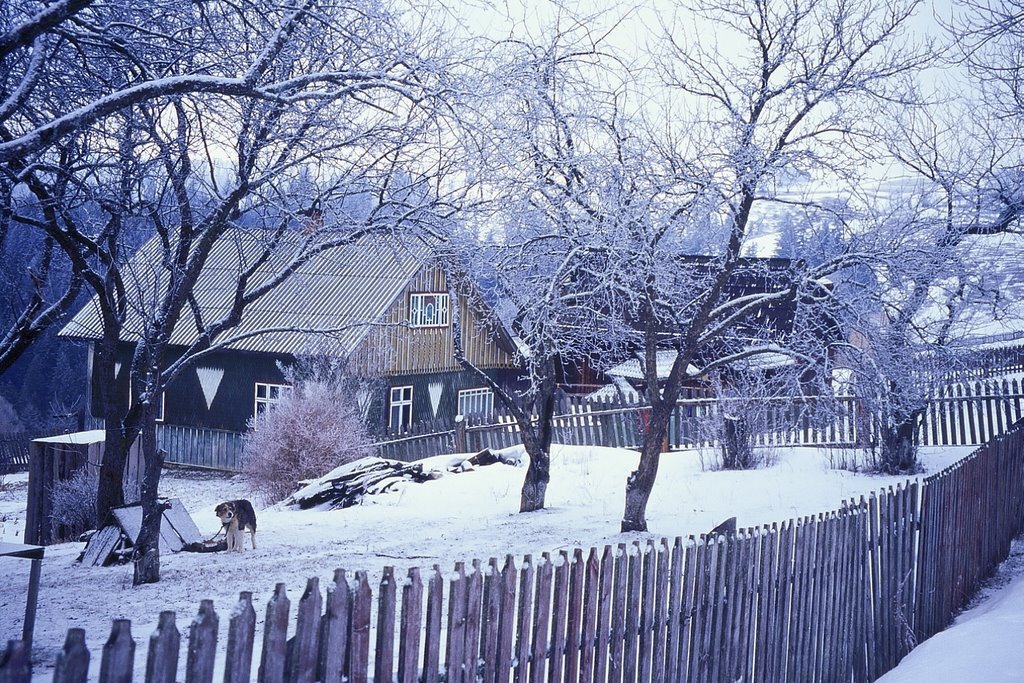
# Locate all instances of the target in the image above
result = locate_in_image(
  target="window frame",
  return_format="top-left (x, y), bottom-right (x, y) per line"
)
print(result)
top-left (457, 387), bottom-right (494, 418)
top-left (408, 292), bottom-right (450, 328)
top-left (254, 382), bottom-right (292, 417)
top-left (389, 385), bottom-right (414, 429)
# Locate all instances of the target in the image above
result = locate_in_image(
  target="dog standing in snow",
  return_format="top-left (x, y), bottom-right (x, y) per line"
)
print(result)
top-left (215, 499), bottom-right (258, 552)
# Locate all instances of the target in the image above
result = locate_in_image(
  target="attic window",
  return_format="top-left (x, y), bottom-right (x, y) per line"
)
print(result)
top-left (409, 293), bottom-right (450, 328)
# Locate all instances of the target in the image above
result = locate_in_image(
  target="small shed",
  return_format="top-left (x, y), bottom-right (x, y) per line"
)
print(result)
top-left (25, 431), bottom-right (142, 546)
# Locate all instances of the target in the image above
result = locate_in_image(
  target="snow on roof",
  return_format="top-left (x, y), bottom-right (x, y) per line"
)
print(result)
top-left (32, 430), bottom-right (106, 444)
top-left (604, 350), bottom-right (700, 381)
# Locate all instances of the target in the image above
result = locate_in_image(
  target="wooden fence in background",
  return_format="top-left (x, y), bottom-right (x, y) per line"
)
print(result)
top-left (0, 432), bottom-right (34, 473)
top-left (127, 378), bottom-right (1024, 470)
top-left (5, 419), bottom-right (1023, 683)
top-left (157, 424), bottom-right (246, 471)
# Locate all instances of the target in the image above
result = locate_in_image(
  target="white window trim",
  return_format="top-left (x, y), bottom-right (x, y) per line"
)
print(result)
top-left (409, 292), bottom-right (450, 328)
top-left (389, 385), bottom-right (414, 429)
top-left (255, 382), bottom-right (292, 417)
top-left (458, 387), bottom-right (494, 418)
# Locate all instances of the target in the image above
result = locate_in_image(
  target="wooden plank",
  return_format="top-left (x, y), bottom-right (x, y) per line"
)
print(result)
top-left (186, 600), bottom-right (218, 683)
top-left (320, 570), bottom-right (351, 683)
top-left (608, 544), bottom-right (628, 683)
top-left (623, 543), bottom-right (644, 683)
top-left (637, 541), bottom-right (657, 683)
top-left (82, 526), bottom-right (123, 568)
top-left (225, 592), bottom-right (257, 683)
top-left (548, 551), bottom-right (570, 683)
top-left (651, 538), bottom-right (670, 683)
top-left (464, 561), bottom-right (484, 683)
top-left (291, 578), bottom-right (322, 683)
top-left (663, 538), bottom-right (685, 683)
top-left (53, 628), bottom-right (90, 683)
top-left (398, 568), bottom-right (424, 683)
top-left (348, 572), bottom-right (372, 683)
top-left (513, 556), bottom-right (535, 683)
top-left (578, 548), bottom-right (600, 683)
top-left (0, 639), bottom-right (30, 683)
top-left (99, 619), bottom-right (136, 683)
top-left (259, 583), bottom-right (290, 683)
top-left (496, 556), bottom-right (518, 683)
top-left (530, 554), bottom-right (553, 683)
top-left (446, 563), bottom-right (467, 683)
top-left (565, 550), bottom-right (585, 683)
top-left (145, 611), bottom-right (179, 683)
top-left (481, 561), bottom-right (501, 683)
top-left (423, 567), bottom-right (444, 683)
top-left (593, 546), bottom-right (615, 683)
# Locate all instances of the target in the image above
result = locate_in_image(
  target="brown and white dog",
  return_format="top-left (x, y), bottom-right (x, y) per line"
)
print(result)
top-left (215, 499), bottom-right (258, 552)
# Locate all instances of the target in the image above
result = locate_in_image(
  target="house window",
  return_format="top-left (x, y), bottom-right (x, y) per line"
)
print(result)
top-left (389, 385), bottom-right (413, 429)
top-left (409, 293), bottom-right (450, 328)
top-left (458, 387), bottom-right (494, 418)
top-left (255, 382), bottom-right (292, 416)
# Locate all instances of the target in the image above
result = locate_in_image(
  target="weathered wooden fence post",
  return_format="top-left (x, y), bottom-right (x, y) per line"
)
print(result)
top-left (288, 577), bottom-right (323, 683)
top-left (319, 570), bottom-right (351, 683)
top-left (259, 583), bottom-right (291, 683)
top-left (99, 619), bottom-right (134, 683)
top-left (52, 629), bottom-right (90, 683)
top-left (145, 611), bottom-right (180, 683)
top-left (224, 592), bottom-right (257, 683)
top-left (0, 640), bottom-right (30, 683)
top-left (186, 599), bottom-right (219, 683)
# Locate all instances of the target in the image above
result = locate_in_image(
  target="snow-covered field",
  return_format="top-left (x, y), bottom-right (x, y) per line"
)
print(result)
top-left (1, 444), bottom-right (1021, 680)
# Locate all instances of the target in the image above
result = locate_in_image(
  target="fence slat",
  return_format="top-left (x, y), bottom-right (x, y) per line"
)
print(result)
top-left (320, 570), bottom-right (351, 683)
top-left (145, 611), bottom-right (179, 683)
top-left (224, 592), bottom-right (257, 683)
top-left (99, 619), bottom-right (135, 683)
top-left (259, 584), bottom-right (290, 683)
top-left (290, 578), bottom-right (322, 683)
top-left (53, 629), bottom-right (90, 683)
top-left (399, 568), bottom-right (424, 683)
top-left (348, 572), bottom-right (372, 683)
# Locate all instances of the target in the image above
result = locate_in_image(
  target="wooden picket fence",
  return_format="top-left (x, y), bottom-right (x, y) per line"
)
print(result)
top-left (4, 419), bottom-right (1023, 683)
top-left (114, 378), bottom-right (1024, 469)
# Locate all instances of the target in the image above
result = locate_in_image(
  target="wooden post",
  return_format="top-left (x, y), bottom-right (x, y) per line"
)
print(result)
top-left (289, 578), bottom-right (323, 683)
top-left (260, 583), bottom-right (291, 683)
top-left (145, 611), bottom-right (180, 683)
top-left (186, 600), bottom-right (219, 683)
top-left (225, 592), bottom-right (257, 683)
top-left (53, 629), bottom-right (90, 683)
top-left (454, 415), bottom-right (467, 454)
top-left (320, 570), bottom-right (351, 683)
top-left (0, 640), bottom-right (30, 683)
top-left (375, 569), bottom-right (397, 683)
top-left (99, 619), bottom-right (135, 683)
top-left (398, 567), bottom-right (424, 683)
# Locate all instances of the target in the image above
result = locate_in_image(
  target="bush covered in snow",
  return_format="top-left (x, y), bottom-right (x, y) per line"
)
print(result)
top-left (243, 363), bottom-right (373, 504)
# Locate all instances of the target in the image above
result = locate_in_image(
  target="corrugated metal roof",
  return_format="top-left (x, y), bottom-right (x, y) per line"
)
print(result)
top-left (59, 230), bottom-right (432, 356)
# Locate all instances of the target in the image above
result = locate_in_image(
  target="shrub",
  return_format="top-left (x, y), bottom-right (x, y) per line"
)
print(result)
top-left (243, 375), bottom-right (373, 504)
top-left (50, 466), bottom-right (99, 534)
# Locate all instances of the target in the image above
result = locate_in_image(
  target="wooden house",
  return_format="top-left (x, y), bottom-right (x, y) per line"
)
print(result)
top-left (59, 232), bottom-right (524, 435)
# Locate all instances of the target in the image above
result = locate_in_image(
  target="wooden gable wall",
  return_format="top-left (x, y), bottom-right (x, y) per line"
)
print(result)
top-left (349, 264), bottom-right (518, 377)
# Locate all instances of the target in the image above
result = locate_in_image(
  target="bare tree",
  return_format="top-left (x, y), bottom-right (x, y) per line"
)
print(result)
top-left (447, 19), bottom-right (638, 512)
top-left (617, 0), bottom-right (933, 532)
top-left (22, 0), bottom-right (459, 584)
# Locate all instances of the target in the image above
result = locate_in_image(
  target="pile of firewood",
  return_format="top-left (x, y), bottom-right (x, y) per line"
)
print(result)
top-left (286, 448), bottom-right (521, 510)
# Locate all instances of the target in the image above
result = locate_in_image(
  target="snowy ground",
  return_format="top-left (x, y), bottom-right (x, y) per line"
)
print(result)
top-left (0, 443), bottom-right (1021, 680)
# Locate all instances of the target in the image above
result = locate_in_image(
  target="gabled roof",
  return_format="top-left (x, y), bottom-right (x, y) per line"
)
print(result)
top-left (59, 230), bottom-right (433, 357)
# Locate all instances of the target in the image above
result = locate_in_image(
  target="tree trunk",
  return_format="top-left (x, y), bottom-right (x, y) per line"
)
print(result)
top-left (621, 400), bottom-right (672, 532)
top-left (133, 403), bottom-right (163, 585)
top-left (722, 414), bottom-right (752, 470)
top-left (879, 410), bottom-right (921, 474)
top-left (94, 337), bottom-right (131, 521)
top-left (518, 375), bottom-right (557, 513)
